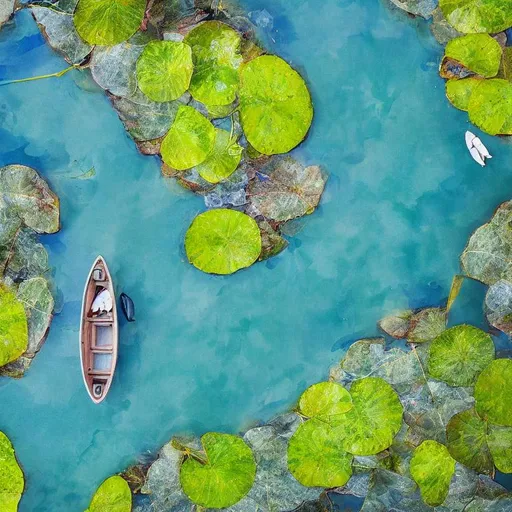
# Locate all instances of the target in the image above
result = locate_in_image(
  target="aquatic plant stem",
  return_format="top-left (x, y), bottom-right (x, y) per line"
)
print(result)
top-left (0, 65), bottom-right (80, 87)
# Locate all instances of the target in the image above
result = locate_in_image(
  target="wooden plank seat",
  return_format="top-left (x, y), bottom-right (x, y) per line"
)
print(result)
top-left (91, 347), bottom-right (113, 354)
top-left (88, 369), bottom-right (110, 376)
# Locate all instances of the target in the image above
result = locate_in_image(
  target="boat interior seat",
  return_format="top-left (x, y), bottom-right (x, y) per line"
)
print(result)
top-left (88, 369), bottom-right (110, 376)
top-left (91, 347), bottom-right (113, 354)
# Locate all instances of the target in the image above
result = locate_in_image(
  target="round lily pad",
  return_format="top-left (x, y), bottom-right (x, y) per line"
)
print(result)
top-left (0, 431), bottom-right (24, 512)
top-left (239, 55), bottom-right (313, 155)
top-left (287, 419), bottom-right (353, 488)
top-left (185, 209), bottom-right (262, 275)
top-left (0, 284), bottom-right (28, 368)
top-left (410, 440), bottom-right (455, 507)
top-left (446, 78), bottom-right (482, 111)
top-left (427, 324), bottom-right (495, 387)
top-left (487, 425), bottom-right (512, 473)
top-left (180, 432), bottom-right (256, 508)
top-left (446, 408), bottom-right (494, 474)
top-left (136, 41), bottom-right (193, 102)
top-left (334, 377), bottom-right (403, 455)
top-left (194, 128), bottom-right (243, 184)
top-left (160, 105), bottom-right (216, 171)
top-left (184, 21), bottom-right (242, 106)
top-left (73, 0), bottom-right (146, 46)
top-left (439, 0), bottom-right (512, 34)
top-left (298, 382), bottom-right (352, 422)
top-left (444, 34), bottom-right (502, 78)
top-left (85, 475), bottom-right (131, 512)
top-left (468, 79), bottom-right (512, 135)
top-left (475, 359), bottom-right (512, 426)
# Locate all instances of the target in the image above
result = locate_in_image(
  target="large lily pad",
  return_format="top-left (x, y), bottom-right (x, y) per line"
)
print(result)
top-left (229, 418), bottom-right (319, 511)
top-left (247, 157), bottom-right (326, 222)
top-left (85, 475), bottom-right (132, 512)
top-left (74, 0), bottom-right (146, 46)
top-left (475, 359), bottom-right (512, 426)
top-left (287, 419), bottom-right (353, 488)
top-left (136, 41), bottom-right (193, 102)
top-left (468, 79), bottom-right (512, 135)
top-left (444, 34), bottom-right (502, 78)
top-left (427, 324), bottom-right (495, 387)
top-left (439, 0), bottom-right (512, 34)
top-left (389, 0), bottom-right (437, 18)
top-left (239, 55), bottom-right (313, 155)
top-left (446, 408), bottom-right (494, 474)
top-left (0, 432), bottom-right (24, 512)
top-left (185, 209), bottom-right (261, 275)
top-left (0, 165), bottom-right (59, 234)
top-left (484, 280), bottom-right (512, 335)
top-left (184, 21), bottom-right (242, 106)
top-left (410, 440), bottom-right (456, 507)
top-left (0, 284), bottom-right (28, 367)
top-left (461, 200), bottom-right (512, 285)
top-left (16, 277), bottom-right (54, 357)
top-left (446, 78), bottom-right (482, 111)
top-left (487, 425), bottom-right (512, 473)
top-left (334, 377), bottom-right (403, 456)
top-left (32, 5), bottom-right (92, 64)
top-left (194, 128), bottom-right (243, 184)
top-left (140, 441), bottom-right (189, 511)
top-left (298, 381), bottom-right (352, 423)
top-left (110, 90), bottom-right (187, 141)
top-left (160, 105), bottom-right (215, 170)
top-left (91, 42), bottom-right (144, 98)
top-left (180, 432), bottom-right (256, 508)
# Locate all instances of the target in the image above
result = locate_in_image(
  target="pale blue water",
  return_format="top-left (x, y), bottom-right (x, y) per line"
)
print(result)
top-left (1, 1), bottom-right (512, 510)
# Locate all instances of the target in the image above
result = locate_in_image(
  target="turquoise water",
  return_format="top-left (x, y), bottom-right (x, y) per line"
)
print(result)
top-left (1, 1), bottom-right (512, 509)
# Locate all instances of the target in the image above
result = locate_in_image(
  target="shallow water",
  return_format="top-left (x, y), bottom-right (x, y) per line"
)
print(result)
top-left (1, 1), bottom-right (512, 509)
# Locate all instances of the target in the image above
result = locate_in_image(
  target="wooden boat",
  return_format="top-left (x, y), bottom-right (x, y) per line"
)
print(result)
top-left (80, 256), bottom-right (118, 404)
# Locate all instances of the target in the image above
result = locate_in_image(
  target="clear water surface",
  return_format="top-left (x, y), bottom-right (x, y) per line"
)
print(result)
top-left (1, 1), bottom-right (511, 509)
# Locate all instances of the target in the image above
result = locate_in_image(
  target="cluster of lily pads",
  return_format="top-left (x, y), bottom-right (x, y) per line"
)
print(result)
top-left (19, 0), bottom-right (326, 275)
top-left (389, 0), bottom-right (512, 136)
top-left (0, 165), bottom-right (59, 378)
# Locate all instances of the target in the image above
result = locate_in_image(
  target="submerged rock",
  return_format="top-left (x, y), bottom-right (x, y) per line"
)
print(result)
top-left (389, 0), bottom-right (438, 19)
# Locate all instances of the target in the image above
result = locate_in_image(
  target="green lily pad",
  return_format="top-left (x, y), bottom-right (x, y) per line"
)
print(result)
top-left (484, 280), bottom-right (512, 335)
top-left (487, 425), bottom-right (512, 473)
top-left (0, 432), bottom-right (24, 512)
top-left (410, 440), bottom-right (456, 507)
top-left (140, 441), bottom-right (189, 510)
top-left (180, 432), bottom-right (256, 508)
top-left (136, 40), bottom-right (193, 102)
top-left (444, 34), bottom-right (502, 78)
top-left (230, 418), bottom-right (319, 511)
top-left (194, 128), bottom-right (243, 184)
top-left (446, 408), bottom-right (494, 474)
top-left (427, 324), bottom-right (495, 387)
top-left (239, 55), bottom-right (313, 155)
top-left (439, 0), bottom-right (512, 34)
top-left (0, 284), bottom-right (28, 367)
top-left (247, 157), bottom-right (326, 222)
top-left (501, 47), bottom-right (512, 81)
top-left (475, 359), bottom-right (512, 426)
top-left (334, 377), bottom-right (403, 456)
top-left (32, 5), bottom-right (92, 64)
top-left (184, 21), bottom-right (242, 106)
top-left (17, 277), bottom-right (54, 357)
top-left (74, 0), bottom-right (146, 46)
top-left (110, 89), bottom-right (186, 141)
top-left (298, 382), bottom-right (352, 423)
top-left (0, 165), bottom-right (59, 234)
top-left (161, 105), bottom-right (216, 170)
top-left (468, 79), bottom-right (512, 135)
top-left (90, 42), bottom-right (144, 98)
top-left (287, 419), bottom-right (353, 488)
top-left (446, 78), bottom-right (482, 111)
top-left (408, 307), bottom-right (447, 343)
top-left (388, 0), bottom-right (437, 18)
top-left (461, 200), bottom-right (512, 285)
top-left (185, 209), bottom-right (261, 275)
top-left (85, 475), bottom-right (132, 512)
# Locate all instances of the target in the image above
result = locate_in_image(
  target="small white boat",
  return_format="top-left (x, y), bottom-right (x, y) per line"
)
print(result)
top-left (465, 131), bottom-right (492, 167)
